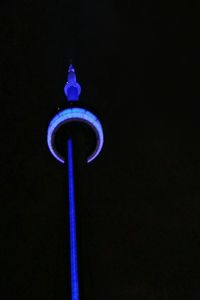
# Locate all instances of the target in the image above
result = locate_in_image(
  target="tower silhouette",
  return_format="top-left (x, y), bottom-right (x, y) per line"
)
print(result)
top-left (47, 65), bottom-right (104, 300)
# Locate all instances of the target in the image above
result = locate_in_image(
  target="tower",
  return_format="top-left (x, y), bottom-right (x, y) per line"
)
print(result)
top-left (47, 65), bottom-right (104, 300)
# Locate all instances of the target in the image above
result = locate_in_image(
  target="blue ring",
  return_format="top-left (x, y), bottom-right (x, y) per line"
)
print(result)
top-left (47, 108), bottom-right (104, 163)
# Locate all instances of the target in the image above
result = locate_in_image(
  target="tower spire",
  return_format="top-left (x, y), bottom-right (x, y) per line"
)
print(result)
top-left (64, 64), bottom-right (81, 102)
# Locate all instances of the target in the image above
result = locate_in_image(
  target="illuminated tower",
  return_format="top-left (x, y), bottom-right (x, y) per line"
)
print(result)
top-left (47, 65), bottom-right (104, 300)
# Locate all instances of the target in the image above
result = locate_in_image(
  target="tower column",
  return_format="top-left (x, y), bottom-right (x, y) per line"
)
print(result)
top-left (67, 138), bottom-right (79, 300)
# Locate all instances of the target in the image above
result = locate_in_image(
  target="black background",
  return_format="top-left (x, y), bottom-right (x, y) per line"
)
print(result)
top-left (0, 1), bottom-right (200, 299)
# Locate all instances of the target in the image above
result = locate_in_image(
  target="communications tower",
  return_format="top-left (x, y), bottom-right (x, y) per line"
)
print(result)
top-left (47, 65), bottom-right (104, 300)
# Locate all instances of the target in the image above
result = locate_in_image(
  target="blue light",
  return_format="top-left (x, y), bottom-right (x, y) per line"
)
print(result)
top-left (67, 138), bottom-right (79, 300)
top-left (47, 107), bottom-right (104, 164)
top-left (64, 64), bottom-right (81, 101)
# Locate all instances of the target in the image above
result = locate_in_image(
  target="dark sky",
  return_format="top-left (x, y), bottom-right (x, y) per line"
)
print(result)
top-left (1, 1), bottom-right (200, 299)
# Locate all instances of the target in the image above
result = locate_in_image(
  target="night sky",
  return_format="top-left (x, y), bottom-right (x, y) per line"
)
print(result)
top-left (1, 1), bottom-right (200, 299)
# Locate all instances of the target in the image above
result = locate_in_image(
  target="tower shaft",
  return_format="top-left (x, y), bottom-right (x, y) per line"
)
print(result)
top-left (67, 138), bottom-right (79, 300)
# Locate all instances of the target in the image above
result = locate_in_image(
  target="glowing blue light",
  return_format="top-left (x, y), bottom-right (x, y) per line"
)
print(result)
top-left (64, 64), bottom-right (81, 101)
top-left (68, 139), bottom-right (79, 300)
top-left (47, 107), bottom-right (104, 164)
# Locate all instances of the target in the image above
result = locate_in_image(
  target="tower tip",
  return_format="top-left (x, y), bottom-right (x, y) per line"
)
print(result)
top-left (68, 63), bottom-right (75, 73)
top-left (64, 64), bottom-right (81, 102)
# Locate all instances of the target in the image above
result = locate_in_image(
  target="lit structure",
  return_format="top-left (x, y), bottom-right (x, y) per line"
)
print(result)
top-left (47, 65), bottom-right (104, 300)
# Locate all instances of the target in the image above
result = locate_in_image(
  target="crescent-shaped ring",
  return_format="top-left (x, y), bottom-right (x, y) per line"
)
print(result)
top-left (47, 107), bottom-right (104, 163)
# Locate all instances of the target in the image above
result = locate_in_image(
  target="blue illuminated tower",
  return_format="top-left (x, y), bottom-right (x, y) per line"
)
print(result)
top-left (47, 65), bottom-right (104, 300)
